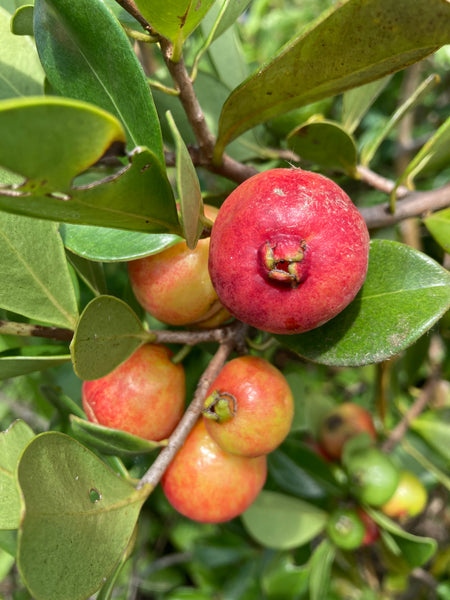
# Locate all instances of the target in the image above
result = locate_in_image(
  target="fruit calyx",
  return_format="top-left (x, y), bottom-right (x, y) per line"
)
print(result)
top-left (203, 390), bottom-right (237, 423)
top-left (259, 236), bottom-right (307, 288)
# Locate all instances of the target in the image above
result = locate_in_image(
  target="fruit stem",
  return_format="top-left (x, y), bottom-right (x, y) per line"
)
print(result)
top-left (170, 344), bottom-right (193, 365)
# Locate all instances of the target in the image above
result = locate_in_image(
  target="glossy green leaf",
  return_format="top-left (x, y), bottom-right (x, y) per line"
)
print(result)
top-left (214, 0), bottom-right (450, 158)
top-left (70, 295), bottom-right (150, 381)
top-left (34, 0), bottom-right (164, 160)
top-left (361, 74), bottom-right (440, 166)
top-left (424, 208), bottom-right (450, 253)
top-left (262, 554), bottom-right (309, 600)
top-left (287, 118), bottom-right (357, 175)
top-left (0, 546), bottom-right (15, 579)
top-left (199, 2), bottom-right (250, 91)
top-left (402, 435), bottom-right (450, 491)
top-left (0, 96), bottom-right (126, 192)
top-left (10, 4), bottom-right (33, 35)
top-left (192, 535), bottom-right (255, 569)
top-left (308, 539), bottom-right (335, 600)
top-left (96, 526), bottom-right (137, 600)
top-left (61, 224), bottom-right (181, 263)
top-left (0, 420), bottom-right (35, 529)
top-left (268, 443), bottom-right (343, 499)
top-left (366, 507), bottom-right (437, 567)
top-left (341, 76), bottom-right (392, 134)
top-left (395, 117), bottom-right (450, 191)
top-left (166, 110), bottom-right (203, 249)
top-left (277, 240), bottom-right (450, 366)
top-left (0, 6), bottom-right (44, 99)
top-left (69, 415), bottom-right (166, 456)
top-left (134, 0), bottom-right (214, 60)
top-left (102, 0), bottom-right (140, 29)
top-left (410, 409), bottom-right (450, 463)
top-left (241, 490), bottom-right (327, 550)
top-left (202, 0), bottom-right (252, 44)
top-left (40, 385), bottom-right (86, 420)
top-left (0, 352), bottom-right (71, 380)
top-left (267, 99), bottom-right (334, 140)
top-left (0, 530), bottom-right (17, 557)
top-left (0, 148), bottom-right (180, 233)
top-left (17, 432), bottom-right (149, 600)
top-left (152, 69), bottom-right (262, 163)
top-left (391, 119), bottom-right (450, 212)
top-left (0, 212), bottom-right (79, 328)
top-left (268, 451), bottom-right (327, 500)
top-left (65, 250), bottom-right (107, 296)
top-left (0, 98), bottom-right (179, 233)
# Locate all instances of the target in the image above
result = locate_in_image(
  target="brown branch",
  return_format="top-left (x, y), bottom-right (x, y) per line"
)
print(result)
top-left (359, 183), bottom-right (450, 229)
top-left (0, 320), bottom-right (74, 342)
top-left (152, 320), bottom-right (239, 345)
top-left (159, 39), bottom-right (258, 185)
top-left (159, 38), bottom-right (215, 158)
top-left (113, 0), bottom-right (156, 35)
top-left (137, 321), bottom-right (248, 490)
top-left (0, 318), bottom-right (246, 348)
top-left (382, 369), bottom-right (441, 453)
top-left (357, 166), bottom-right (410, 198)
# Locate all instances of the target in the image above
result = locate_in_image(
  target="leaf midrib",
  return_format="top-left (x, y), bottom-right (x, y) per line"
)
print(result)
top-left (0, 228), bottom-right (77, 328)
top-left (362, 281), bottom-right (450, 301)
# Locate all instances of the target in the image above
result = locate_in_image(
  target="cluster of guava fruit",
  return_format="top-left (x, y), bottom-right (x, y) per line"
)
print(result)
top-left (161, 355), bottom-right (294, 522)
top-left (82, 348), bottom-right (294, 523)
top-left (316, 402), bottom-right (428, 550)
top-left (83, 167), bottom-right (407, 524)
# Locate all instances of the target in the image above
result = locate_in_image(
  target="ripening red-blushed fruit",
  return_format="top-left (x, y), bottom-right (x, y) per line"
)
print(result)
top-left (161, 419), bottom-right (267, 523)
top-left (82, 344), bottom-right (185, 441)
top-left (128, 205), bottom-right (229, 328)
top-left (208, 168), bottom-right (370, 335)
top-left (202, 355), bottom-right (294, 457)
top-left (381, 470), bottom-right (428, 520)
top-left (318, 402), bottom-right (377, 460)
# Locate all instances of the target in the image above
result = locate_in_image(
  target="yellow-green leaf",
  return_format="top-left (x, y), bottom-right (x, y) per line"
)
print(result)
top-left (17, 432), bottom-right (149, 600)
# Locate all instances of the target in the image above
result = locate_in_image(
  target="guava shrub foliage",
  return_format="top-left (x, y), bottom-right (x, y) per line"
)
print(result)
top-left (0, 1), bottom-right (449, 599)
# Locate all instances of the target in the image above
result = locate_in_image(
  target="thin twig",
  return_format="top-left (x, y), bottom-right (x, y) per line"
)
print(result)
top-left (137, 321), bottom-right (247, 490)
top-left (359, 183), bottom-right (450, 229)
top-left (357, 166), bottom-right (410, 197)
top-left (159, 38), bottom-right (215, 158)
top-left (382, 369), bottom-right (441, 453)
top-left (0, 318), bottom-right (241, 346)
top-left (113, 0), bottom-right (156, 35)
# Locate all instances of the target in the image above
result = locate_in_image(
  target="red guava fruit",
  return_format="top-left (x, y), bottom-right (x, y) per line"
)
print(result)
top-left (381, 470), bottom-right (428, 520)
top-left (318, 402), bottom-right (377, 460)
top-left (82, 344), bottom-right (185, 441)
top-left (208, 168), bottom-right (370, 334)
top-left (161, 419), bottom-right (267, 523)
top-left (128, 205), bottom-right (230, 328)
top-left (202, 355), bottom-right (294, 457)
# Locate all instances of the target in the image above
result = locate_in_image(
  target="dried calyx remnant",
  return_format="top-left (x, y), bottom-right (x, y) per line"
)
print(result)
top-left (203, 390), bottom-right (237, 423)
top-left (260, 237), bottom-right (308, 288)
